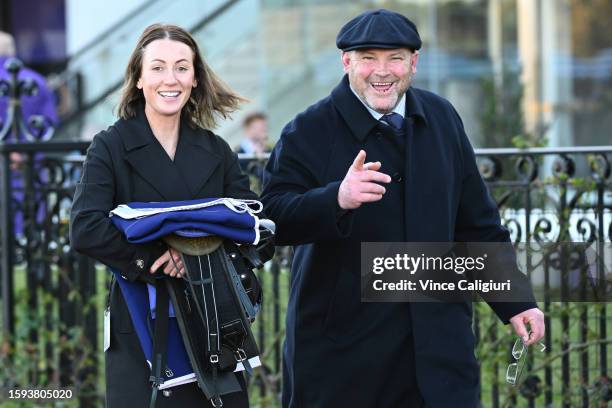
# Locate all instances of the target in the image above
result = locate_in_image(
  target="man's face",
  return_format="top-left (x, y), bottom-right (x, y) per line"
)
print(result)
top-left (245, 118), bottom-right (268, 143)
top-left (342, 48), bottom-right (418, 114)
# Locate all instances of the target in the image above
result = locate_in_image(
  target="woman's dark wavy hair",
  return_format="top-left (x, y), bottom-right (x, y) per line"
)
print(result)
top-left (117, 23), bottom-right (245, 129)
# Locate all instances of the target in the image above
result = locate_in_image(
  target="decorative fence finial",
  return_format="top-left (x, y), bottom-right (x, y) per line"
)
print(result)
top-left (0, 57), bottom-right (54, 142)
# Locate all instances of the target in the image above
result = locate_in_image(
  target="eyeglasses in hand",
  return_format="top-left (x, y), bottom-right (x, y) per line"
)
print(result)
top-left (506, 334), bottom-right (546, 386)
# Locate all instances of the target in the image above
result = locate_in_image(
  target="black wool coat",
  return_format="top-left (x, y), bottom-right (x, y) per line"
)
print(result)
top-left (261, 75), bottom-right (536, 408)
top-left (70, 108), bottom-right (255, 407)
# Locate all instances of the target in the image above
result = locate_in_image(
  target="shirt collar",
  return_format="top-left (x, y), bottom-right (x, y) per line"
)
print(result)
top-left (349, 84), bottom-right (406, 120)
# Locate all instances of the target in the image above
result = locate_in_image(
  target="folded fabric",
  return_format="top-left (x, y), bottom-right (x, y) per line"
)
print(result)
top-left (109, 198), bottom-right (262, 245)
top-left (110, 198), bottom-right (263, 220)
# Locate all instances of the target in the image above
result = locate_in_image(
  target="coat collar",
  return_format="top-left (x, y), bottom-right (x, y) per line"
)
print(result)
top-left (331, 75), bottom-right (428, 141)
top-left (115, 106), bottom-right (221, 200)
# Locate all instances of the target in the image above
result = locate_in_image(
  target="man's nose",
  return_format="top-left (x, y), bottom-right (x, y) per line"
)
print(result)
top-left (373, 60), bottom-right (390, 76)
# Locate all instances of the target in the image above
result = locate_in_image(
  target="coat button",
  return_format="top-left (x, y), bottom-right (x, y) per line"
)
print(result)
top-left (392, 172), bottom-right (403, 182)
top-left (135, 259), bottom-right (145, 269)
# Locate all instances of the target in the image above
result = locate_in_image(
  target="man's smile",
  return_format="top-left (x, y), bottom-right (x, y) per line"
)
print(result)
top-left (370, 81), bottom-right (395, 94)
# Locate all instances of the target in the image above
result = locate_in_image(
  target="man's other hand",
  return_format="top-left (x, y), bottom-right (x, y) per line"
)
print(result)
top-left (510, 307), bottom-right (545, 346)
top-left (338, 150), bottom-right (392, 210)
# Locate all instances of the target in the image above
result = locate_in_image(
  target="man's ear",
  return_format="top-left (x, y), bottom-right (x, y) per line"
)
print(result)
top-left (341, 51), bottom-right (352, 73)
top-left (410, 50), bottom-right (419, 75)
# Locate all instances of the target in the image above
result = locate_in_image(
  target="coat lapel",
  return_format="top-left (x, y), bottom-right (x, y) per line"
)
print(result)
top-left (117, 109), bottom-right (192, 201)
top-left (173, 122), bottom-right (221, 198)
top-left (116, 108), bottom-right (222, 201)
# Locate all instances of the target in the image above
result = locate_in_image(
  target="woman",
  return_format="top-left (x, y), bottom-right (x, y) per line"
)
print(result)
top-left (70, 24), bottom-right (254, 407)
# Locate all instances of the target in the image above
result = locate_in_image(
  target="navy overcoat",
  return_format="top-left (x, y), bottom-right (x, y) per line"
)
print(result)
top-left (261, 75), bottom-right (536, 407)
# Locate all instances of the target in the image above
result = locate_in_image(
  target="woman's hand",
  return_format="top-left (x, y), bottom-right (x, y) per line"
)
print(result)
top-left (150, 248), bottom-right (185, 278)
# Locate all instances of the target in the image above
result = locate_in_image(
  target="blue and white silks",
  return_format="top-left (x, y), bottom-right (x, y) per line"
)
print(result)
top-left (109, 197), bottom-right (264, 245)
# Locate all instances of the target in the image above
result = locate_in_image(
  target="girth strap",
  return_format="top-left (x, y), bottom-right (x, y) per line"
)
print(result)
top-left (149, 278), bottom-right (170, 408)
top-left (199, 254), bottom-right (223, 405)
top-left (199, 255), bottom-right (221, 356)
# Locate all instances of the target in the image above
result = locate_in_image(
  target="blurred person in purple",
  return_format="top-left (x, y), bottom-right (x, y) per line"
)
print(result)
top-left (0, 31), bottom-right (58, 237)
top-left (0, 31), bottom-right (58, 137)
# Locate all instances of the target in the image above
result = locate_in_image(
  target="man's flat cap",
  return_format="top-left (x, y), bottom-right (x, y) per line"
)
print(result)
top-left (336, 9), bottom-right (422, 52)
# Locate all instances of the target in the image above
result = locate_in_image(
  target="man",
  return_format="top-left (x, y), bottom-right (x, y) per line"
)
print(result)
top-left (235, 112), bottom-right (270, 155)
top-left (236, 112), bottom-right (270, 179)
top-left (261, 9), bottom-right (545, 408)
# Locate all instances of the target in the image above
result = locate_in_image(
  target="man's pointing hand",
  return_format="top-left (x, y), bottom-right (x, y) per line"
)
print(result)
top-left (338, 150), bottom-right (392, 210)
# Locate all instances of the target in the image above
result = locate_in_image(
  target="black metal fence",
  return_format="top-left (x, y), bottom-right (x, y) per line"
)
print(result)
top-left (0, 59), bottom-right (611, 407)
top-left (473, 147), bottom-right (612, 407)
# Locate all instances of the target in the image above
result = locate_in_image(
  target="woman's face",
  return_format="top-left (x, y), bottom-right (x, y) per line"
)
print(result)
top-left (137, 38), bottom-right (197, 120)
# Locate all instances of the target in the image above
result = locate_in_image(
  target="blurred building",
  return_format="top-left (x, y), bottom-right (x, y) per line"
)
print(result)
top-left (1, 0), bottom-right (611, 148)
